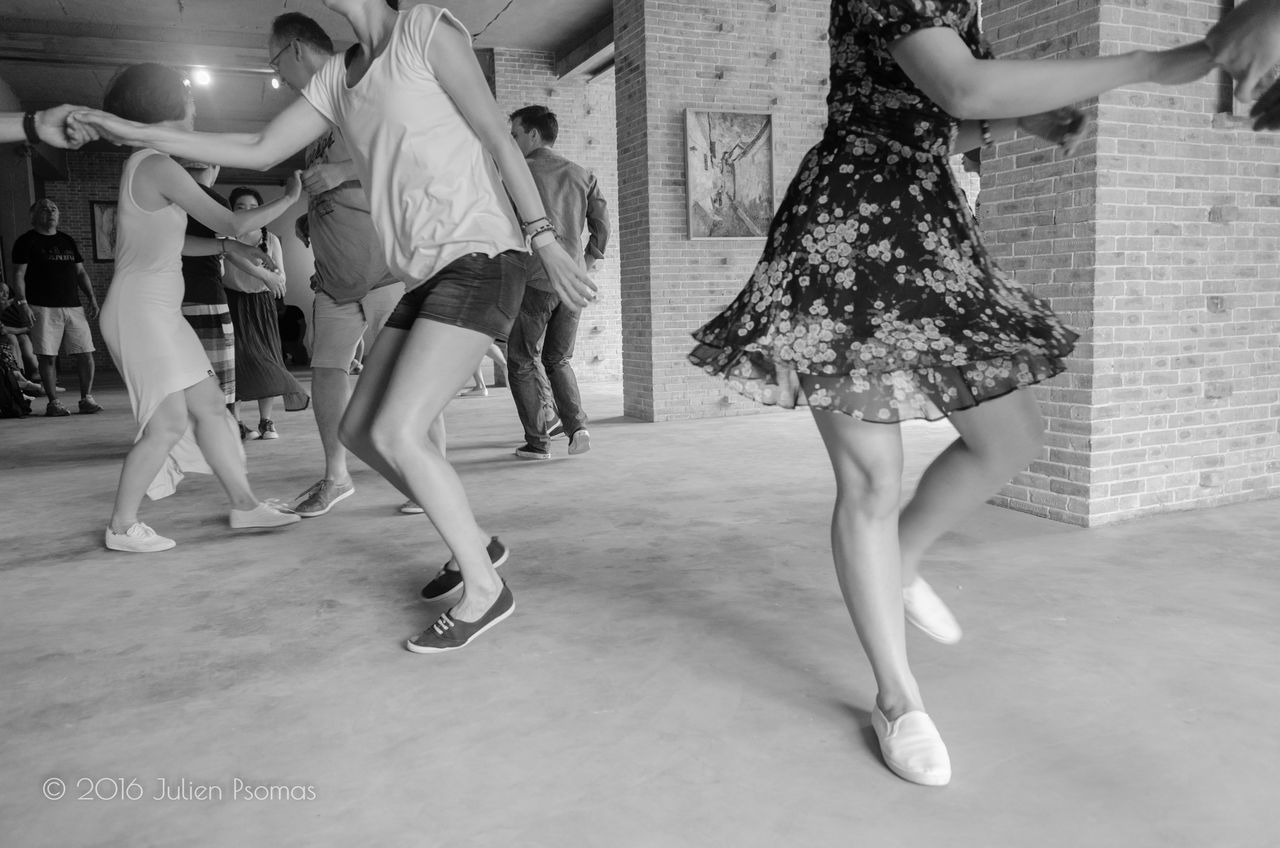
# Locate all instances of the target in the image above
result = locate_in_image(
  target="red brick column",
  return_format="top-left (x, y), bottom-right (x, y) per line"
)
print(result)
top-left (982, 0), bottom-right (1280, 524)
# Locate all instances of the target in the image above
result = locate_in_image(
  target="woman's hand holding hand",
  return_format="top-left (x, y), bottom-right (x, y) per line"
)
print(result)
top-left (229, 240), bottom-right (279, 274)
top-left (535, 240), bottom-right (598, 311)
top-left (1018, 107), bottom-right (1090, 155)
top-left (69, 109), bottom-right (140, 147)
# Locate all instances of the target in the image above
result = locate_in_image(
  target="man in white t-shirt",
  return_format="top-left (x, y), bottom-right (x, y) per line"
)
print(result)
top-left (269, 12), bottom-right (408, 519)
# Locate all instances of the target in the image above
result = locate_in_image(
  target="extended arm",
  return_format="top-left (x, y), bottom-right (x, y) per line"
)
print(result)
top-left (890, 28), bottom-right (1214, 120)
top-left (0, 106), bottom-right (95, 148)
top-left (584, 175), bottom-right (610, 262)
top-left (71, 96), bottom-right (329, 171)
top-left (429, 18), bottom-right (597, 310)
top-left (142, 155), bottom-right (301, 237)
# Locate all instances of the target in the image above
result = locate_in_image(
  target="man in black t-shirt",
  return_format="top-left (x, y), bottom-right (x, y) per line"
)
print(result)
top-left (11, 199), bottom-right (102, 416)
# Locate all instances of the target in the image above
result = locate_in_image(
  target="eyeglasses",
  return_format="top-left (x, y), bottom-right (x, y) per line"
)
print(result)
top-left (268, 39), bottom-right (296, 71)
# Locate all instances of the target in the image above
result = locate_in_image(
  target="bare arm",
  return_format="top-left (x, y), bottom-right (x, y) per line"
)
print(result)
top-left (225, 236), bottom-right (286, 296)
top-left (71, 96), bottom-right (329, 171)
top-left (140, 155), bottom-right (301, 236)
top-left (890, 28), bottom-right (1214, 120)
top-left (429, 18), bottom-right (597, 310)
top-left (0, 106), bottom-right (96, 148)
top-left (584, 175), bottom-right (610, 262)
top-left (74, 263), bottom-right (98, 319)
top-left (182, 236), bottom-right (278, 272)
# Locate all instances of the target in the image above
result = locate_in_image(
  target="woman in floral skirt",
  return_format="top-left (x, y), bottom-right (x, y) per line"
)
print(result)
top-left (690, 0), bottom-right (1213, 785)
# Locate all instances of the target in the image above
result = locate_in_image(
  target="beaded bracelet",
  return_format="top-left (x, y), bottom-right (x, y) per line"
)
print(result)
top-left (521, 216), bottom-right (550, 234)
top-left (23, 111), bottom-right (40, 145)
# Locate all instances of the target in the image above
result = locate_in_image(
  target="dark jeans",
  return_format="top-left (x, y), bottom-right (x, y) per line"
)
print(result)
top-left (508, 287), bottom-right (587, 449)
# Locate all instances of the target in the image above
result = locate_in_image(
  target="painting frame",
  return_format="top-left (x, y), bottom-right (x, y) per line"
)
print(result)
top-left (90, 200), bottom-right (117, 262)
top-left (685, 109), bottom-right (775, 240)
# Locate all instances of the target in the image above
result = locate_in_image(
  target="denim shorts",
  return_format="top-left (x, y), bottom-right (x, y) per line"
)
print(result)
top-left (384, 252), bottom-right (525, 341)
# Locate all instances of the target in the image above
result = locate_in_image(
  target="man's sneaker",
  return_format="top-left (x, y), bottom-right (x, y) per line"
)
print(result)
top-left (292, 479), bottom-right (355, 518)
top-left (547, 417), bottom-right (567, 439)
top-left (229, 501), bottom-right (301, 529)
top-left (45, 400), bottom-right (71, 417)
top-left (399, 500), bottom-right (425, 515)
top-left (105, 522), bottom-right (176, 553)
top-left (420, 536), bottom-right (509, 602)
top-left (258, 419), bottom-right (279, 440)
top-left (407, 581), bottom-right (515, 653)
top-left (78, 396), bottom-right (102, 414)
top-left (514, 443), bottom-right (550, 460)
top-left (568, 429), bottom-right (591, 455)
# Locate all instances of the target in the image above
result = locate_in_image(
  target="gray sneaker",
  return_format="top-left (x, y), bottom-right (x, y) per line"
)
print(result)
top-left (45, 400), bottom-right (71, 417)
top-left (293, 479), bottom-right (355, 518)
top-left (568, 429), bottom-right (591, 455)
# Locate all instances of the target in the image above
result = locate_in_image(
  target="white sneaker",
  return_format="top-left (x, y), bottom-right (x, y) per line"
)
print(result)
top-left (567, 429), bottom-right (591, 455)
top-left (229, 501), bottom-right (301, 529)
top-left (872, 707), bottom-right (951, 786)
top-left (105, 522), bottom-right (176, 553)
top-left (903, 577), bottom-right (962, 645)
top-left (399, 500), bottom-right (425, 515)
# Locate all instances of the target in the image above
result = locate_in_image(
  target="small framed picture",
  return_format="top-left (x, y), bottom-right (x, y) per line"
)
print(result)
top-left (685, 109), bottom-right (775, 239)
top-left (90, 200), bottom-right (118, 262)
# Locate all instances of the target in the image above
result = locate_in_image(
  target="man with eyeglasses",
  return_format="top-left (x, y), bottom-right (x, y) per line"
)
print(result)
top-left (267, 12), bottom-right (408, 518)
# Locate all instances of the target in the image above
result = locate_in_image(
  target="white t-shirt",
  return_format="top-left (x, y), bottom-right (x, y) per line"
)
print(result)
top-left (301, 5), bottom-right (524, 286)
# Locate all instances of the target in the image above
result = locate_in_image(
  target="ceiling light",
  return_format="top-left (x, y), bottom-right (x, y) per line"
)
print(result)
top-left (271, 77), bottom-right (281, 90)
top-left (192, 68), bottom-right (212, 86)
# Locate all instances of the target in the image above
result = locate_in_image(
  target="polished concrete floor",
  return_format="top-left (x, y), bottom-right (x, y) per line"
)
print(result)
top-left (2, 380), bottom-right (1277, 848)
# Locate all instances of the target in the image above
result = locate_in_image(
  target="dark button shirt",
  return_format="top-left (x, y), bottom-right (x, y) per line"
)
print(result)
top-left (522, 147), bottom-right (610, 292)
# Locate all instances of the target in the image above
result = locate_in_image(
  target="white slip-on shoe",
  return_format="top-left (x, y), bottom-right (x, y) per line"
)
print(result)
top-left (230, 501), bottom-right (302, 529)
top-left (872, 707), bottom-right (951, 787)
top-left (105, 522), bottom-right (176, 553)
top-left (903, 577), bottom-right (963, 645)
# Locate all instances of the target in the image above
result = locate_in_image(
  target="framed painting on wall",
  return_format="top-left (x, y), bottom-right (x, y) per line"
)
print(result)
top-left (90, 200), bottom-right (117, 262)
top-left (685, 109), bottom-right (775, 239)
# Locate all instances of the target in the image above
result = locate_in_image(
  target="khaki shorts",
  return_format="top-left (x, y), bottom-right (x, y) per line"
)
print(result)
top-left (309, 283), bottom-right (404, 370)
top-left (31, 305), bottom-right (95, 356)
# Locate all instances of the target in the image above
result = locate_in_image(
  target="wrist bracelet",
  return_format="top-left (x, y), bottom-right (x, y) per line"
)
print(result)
top-left (218, 239), bottom-right (228, 256)
top-left (530, 230), bottom-right (558, 249)
top-left (521, 216), bottom-right (550, 233)
top-left (23, 111), bottom-right (40, 145)
top-left (527, 223), bottom-right (557, 241)
top-left (979, 119), bottom-right (993, 149)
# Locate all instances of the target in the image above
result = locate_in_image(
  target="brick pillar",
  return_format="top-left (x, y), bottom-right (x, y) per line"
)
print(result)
top-left (982, 0), bottom-right (1280, 525)
top-left (612, 0), bottom-right (830, 421)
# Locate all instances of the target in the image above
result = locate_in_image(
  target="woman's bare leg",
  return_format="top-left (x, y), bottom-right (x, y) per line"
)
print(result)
top-left (898, 390), bottom-right (1045, 584)
top-left (340, 320), bottom-right (499, 621)
top-left (811, 409), bottom-right (922, 720)
top-left (108, 391), bottom-right (190, 532)
top-left (185, 376), bottom-right (258, 510)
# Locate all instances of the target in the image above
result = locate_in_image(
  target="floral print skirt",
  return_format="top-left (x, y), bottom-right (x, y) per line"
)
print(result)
top-left (689, 131), bottom-right (1079, 423)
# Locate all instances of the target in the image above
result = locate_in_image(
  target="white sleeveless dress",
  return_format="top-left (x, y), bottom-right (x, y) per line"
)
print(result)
top-left (100, 148), bottom-right (240, 499)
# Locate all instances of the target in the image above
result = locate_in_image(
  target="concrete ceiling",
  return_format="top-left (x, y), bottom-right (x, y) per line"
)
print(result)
top-left (0, 0), bottom-right (613, 136)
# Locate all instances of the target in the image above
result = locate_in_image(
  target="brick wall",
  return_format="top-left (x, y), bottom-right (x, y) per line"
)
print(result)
top-left (493, 49), bottom-right (622, 383)
top-left (39, 150), bottom-right (130, 384)
top-left (982, 0), bottom-right (1280, 525)
top-left (613, 0), bottom-right (831, 421)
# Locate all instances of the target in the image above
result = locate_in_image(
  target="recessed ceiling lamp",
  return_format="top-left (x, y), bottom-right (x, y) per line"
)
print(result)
top-left (191, 68), bottom-right (213, 86)
top-left (271, 77), bottom-right (281, 89)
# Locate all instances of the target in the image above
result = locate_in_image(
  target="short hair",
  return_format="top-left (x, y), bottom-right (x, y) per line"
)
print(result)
top-left (229, 187), bottom-right (264, 208)
top-left (103, 63), bottom-right (188, 125)
top-left (386, 0), bottom-right (400, 8)
top-left (29, 199), bottom-right (57, 213)
top-left (270, 12), bottom-right (334, 54)
top-left (509, 105), bottom-right (559, 145)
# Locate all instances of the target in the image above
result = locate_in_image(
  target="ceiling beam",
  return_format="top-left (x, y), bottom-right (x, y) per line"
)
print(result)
top-left (554, 16), bottom-right (614, 80)
top-left (0, 29), bottom-right (274, 75)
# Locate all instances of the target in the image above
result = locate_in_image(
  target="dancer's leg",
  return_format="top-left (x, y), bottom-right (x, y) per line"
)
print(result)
top-left (258, 396), bottom-right (276, 425)
top-left (340, 319), bottom-right (499, 621)
top-left (108, 391), bottom-right (190, 531)
top-left (75, 352), bottom-right (95, 400)
top-left (898, 390), bottom-right (1044, 583)
top-left (811, 409), bottom-right (922, 720)
top-left (312, 367), bottom-right (354, 484)
top-left (185, 377), bottom-right (258, 510)
top-left (37, 354), bottom-right (58, 403)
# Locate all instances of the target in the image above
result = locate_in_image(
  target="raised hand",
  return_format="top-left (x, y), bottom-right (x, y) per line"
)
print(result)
top-left (1250, 76), bottom-right (1280, 130)
top-left (1207, 0), bottom-right (1280, 101)
top-left (1018, 107), bottom-right (1090, 155)
top-left (535, 240), bottom-right (598, 311)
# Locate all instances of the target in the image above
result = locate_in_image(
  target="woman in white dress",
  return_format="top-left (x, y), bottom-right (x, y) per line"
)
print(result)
top-left (98, 63), bottom-right (303, 553)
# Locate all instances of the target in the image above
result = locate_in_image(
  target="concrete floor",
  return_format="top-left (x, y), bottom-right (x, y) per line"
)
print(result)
top-left (2, 380), bottom-right (1277, 848)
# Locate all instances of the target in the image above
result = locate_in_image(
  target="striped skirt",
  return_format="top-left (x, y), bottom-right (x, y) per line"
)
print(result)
top-left (181, 303), bottom-right (235, 404)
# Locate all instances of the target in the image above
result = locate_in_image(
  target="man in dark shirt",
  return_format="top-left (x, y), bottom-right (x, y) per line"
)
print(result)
top-left (507, 106), bottom-right (610, 460)
top-left (11, 199), bottom-right (101, 416)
